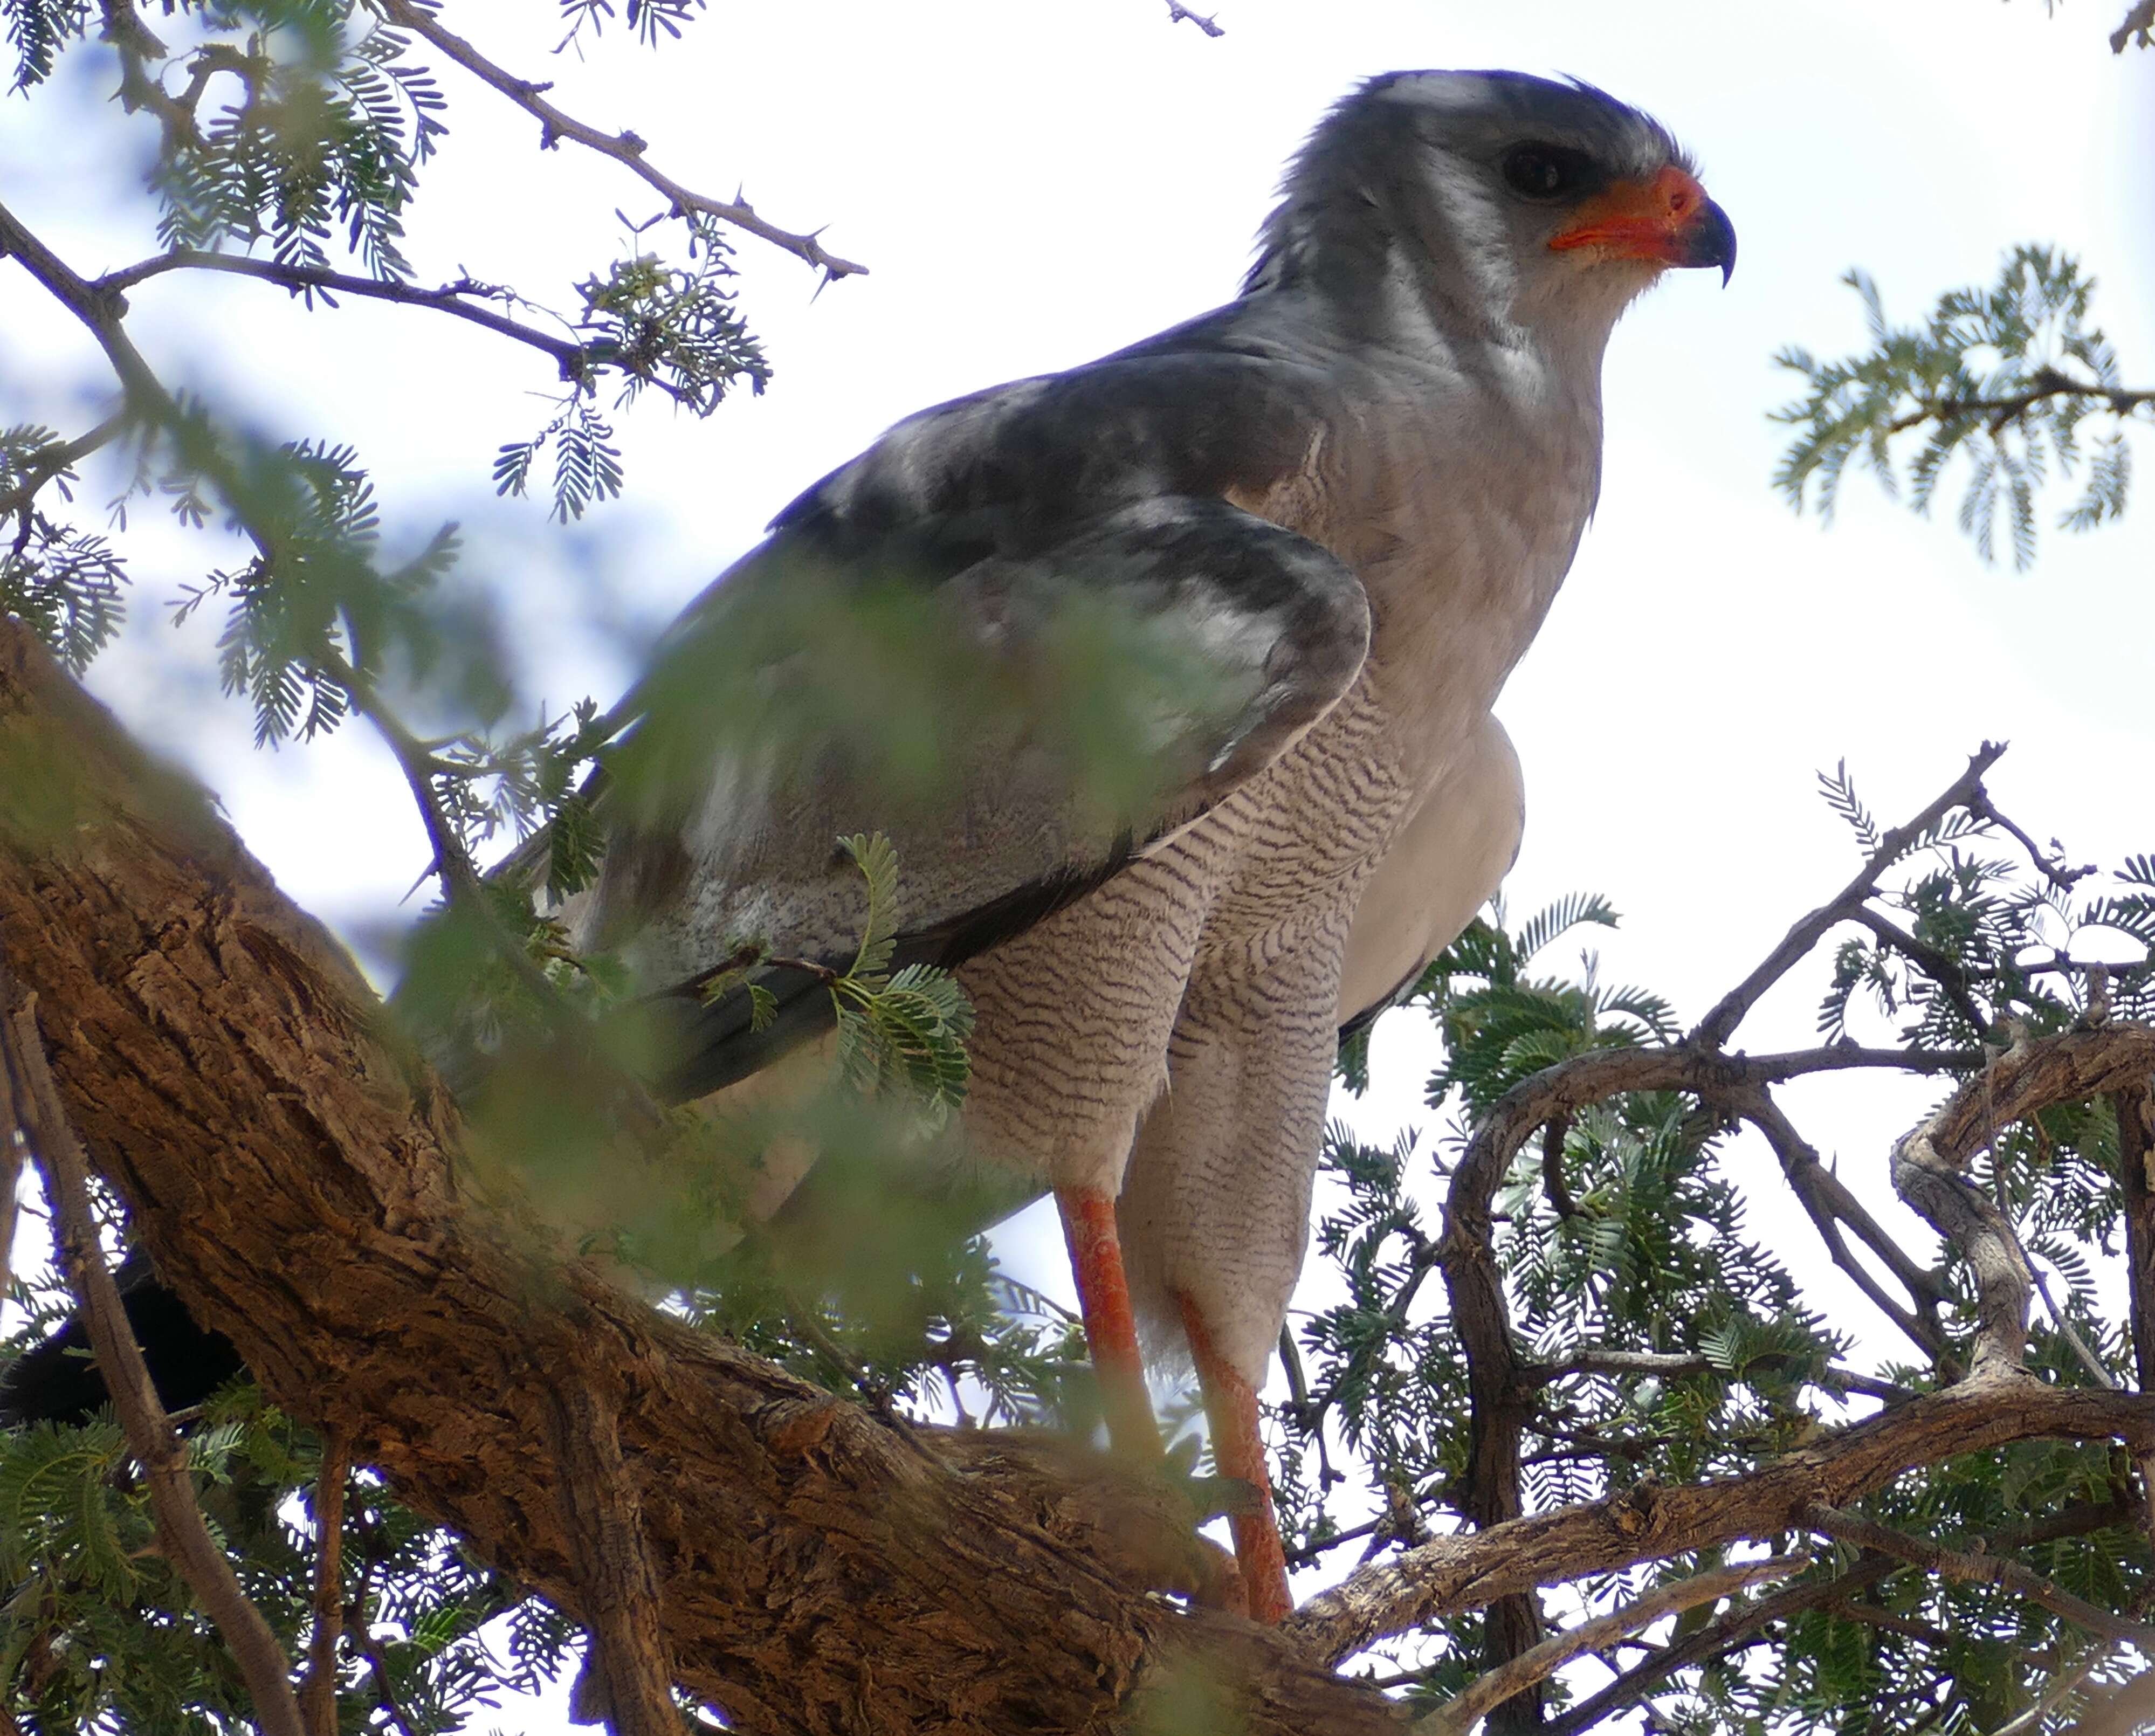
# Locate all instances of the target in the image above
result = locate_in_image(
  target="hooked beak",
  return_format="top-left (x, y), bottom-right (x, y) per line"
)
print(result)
top-left (1549, 163), bottom-right (1737, 285)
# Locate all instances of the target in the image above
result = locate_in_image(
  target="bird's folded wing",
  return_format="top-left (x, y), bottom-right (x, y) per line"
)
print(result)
top-left (588, 494), bottom-right (1371, 1103)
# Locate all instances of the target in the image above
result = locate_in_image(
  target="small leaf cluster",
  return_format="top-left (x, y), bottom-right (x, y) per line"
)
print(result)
top-left (579, 217), bottom-right (772, 415)
top-left (1774, 246), bottom-right (2149, 567)
top-left (135, 2), bottom-right (446, 283)
top-left (1813, 761), bottom-right (2146, 1051)
top-left (1415, 893), bottom-right (1676, 1117)
top-left (0, 427), bottom-right (126, 674)
top-left (829, 832), bottom-right (977, 1123)
top-left (554, 0), bottom-right (706, 52)
top-left (491, 218), bottom-right (770, 522)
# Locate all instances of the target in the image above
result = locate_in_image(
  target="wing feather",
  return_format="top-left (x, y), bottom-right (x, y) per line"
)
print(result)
top-left (591, 493), bottom-right (1368, 1102)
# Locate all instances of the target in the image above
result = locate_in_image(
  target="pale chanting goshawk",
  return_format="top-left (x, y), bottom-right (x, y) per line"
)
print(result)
top-left (0, 70), bottom-right (1734, 1627)
top-left (568, 68), bottom-right (1734, 1623)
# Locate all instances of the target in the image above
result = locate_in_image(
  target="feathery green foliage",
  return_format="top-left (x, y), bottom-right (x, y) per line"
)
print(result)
top-left (1774, 246), bottom-right (2150, 567)
top-left (1274, 771), bottom-right (2155, 1733)
top-left (0, 427), bottom-right (126, 674)
top-left (0, 1297), bottom-right (580, 1736)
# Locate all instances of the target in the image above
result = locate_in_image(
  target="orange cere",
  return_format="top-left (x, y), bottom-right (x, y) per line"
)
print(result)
top-left (1549, 163), bottom-right (1718, 267)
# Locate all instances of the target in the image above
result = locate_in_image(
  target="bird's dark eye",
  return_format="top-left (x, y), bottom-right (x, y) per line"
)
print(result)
top-left (1500, 144), bottom-right (1596, 202)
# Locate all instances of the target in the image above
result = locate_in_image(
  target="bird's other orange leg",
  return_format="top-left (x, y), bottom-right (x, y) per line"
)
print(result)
top-left (1055, 1186), bottom-right (1161, 1458)
top-left (1178, 1292), bottom-right (1292, 1624)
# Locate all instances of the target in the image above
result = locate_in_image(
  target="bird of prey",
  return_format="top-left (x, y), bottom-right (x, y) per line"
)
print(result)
top-left (2, 70), bottom-right (1732, 1627)
top-left (573, 70), bottom-right (1733, 1621)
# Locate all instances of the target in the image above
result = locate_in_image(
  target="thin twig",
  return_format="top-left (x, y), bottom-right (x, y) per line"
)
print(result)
top-left (1521, 1348), bottom-right (1716, 1386)
top-left (1543, 1555), bottom-right (1897, 1736)
top-left (1883, 384), bottom-right (2155, 437)
top-left (1544, 1500), bottom-right (2139, 1736)
top-left (1, 198), bottom-right (672, 1148)
top-left (1963, 788), bottom-right (2096, 892)
top-left (2030, 1259), bottom-right (2119, 1390)
top-left (1299, 1042), bottom-right (1970, 1434)
top-left (1988, 1640), bottom-right (2113, 1736)
top-left (0, 414), bottom-right (127, 525)
top-left (1851, 907), bottom-right (1996, 1037)
top-left (302, 1429), bottom-right (350, 1736)
top-left (1734, 1087), bottom-right (1953, 1367)
top-left (95, 252), bottom-right (608, 387)
top-left (370, 0), bottom-right (866, 280)
top-left (346, 1614), bottom-right (423, 1736)
top-left (1161, 0), bottom-right (1225, 35)
top-left (1803, 1503), bottom-right (2155, 1650)
top-left (1691, 742), bottom-right (2007, 1048)
top-left (1413, 1556), bottom-right (1807, 1735)
top-left (0, 972), bottom-right (307, 1736)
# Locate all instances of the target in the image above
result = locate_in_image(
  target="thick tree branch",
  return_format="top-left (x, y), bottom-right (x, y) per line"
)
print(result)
top-left (1920, 1027), bottom-right (2155, 1156)
top-left (2113, 1080), bottom-right (2155, 1398)
top-left (1895, 1027), bottom-right (2155, 1379)
top-left (1992, 1642), bottom-right (2119, 1736)
top-left (1436, 1005), bottom-right (1543, 1722)
top-left (369, 0), bottom-right (867, 281)
top-left (542, 1375), bottom-right (680, 1736)
top-left (1414, 1556), bottom-right (1806, 1736)
top-left (0, 200), bottom-right (168, 409)
top-left (2074, 1666), bottom-right (2155, 1736)
top-left (0, 616), bottom-right (1409, 1734)
top-left (1284, 1375), bottom-right (2155, 1666)
top-left (1690, 743), bottom-right (2006, 1048)
top-left (2116, 0), bottom-right (2155, 50)
top-left (0, 971), bottom-right (307, 1736)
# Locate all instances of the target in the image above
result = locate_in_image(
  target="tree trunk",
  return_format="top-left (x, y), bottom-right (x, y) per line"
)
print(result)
top-left (0, 617), bottom-right (1408, 1736)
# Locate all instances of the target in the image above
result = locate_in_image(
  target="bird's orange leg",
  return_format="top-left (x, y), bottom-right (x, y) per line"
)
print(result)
top-left (1178, 1292), bottom-right (1292, 1624)
top-left (1055, 1187), bottom-right (1161, 1458)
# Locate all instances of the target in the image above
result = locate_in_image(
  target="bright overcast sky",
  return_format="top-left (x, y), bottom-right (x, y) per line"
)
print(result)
top-left (4, 0), bottom-right (2154, 1691)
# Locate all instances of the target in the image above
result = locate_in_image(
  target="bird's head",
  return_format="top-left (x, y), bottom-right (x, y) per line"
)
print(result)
top-left (1250, 70), bottom-right (1736, 353)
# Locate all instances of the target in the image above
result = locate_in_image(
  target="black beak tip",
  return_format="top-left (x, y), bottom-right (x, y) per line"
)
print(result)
top-left (1702, 197), bottom-right (1737, 286)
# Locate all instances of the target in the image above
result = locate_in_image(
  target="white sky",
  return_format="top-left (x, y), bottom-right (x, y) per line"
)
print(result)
top-left (4, 0), bottom-right (2154, 1714)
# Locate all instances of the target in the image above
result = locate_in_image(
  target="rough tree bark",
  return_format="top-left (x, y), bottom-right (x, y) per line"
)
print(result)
top-left (0, 617), bottom-right (1406, 1734)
